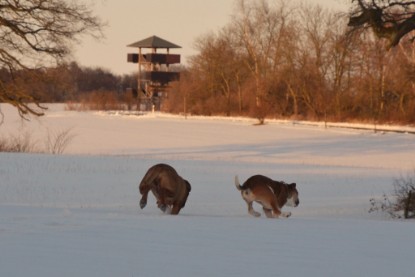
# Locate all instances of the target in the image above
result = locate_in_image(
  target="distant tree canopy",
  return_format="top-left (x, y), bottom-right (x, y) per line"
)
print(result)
top-left (0, 0), bottom-right (104, 118)
top-left (2, 0), bottom-right (415, 125)
top-left (164, 0), bottom-right (415, 124)
top-left (348, 0), bottom-right (415, 48)
top-left (0, 61), bottom-right (132, 104)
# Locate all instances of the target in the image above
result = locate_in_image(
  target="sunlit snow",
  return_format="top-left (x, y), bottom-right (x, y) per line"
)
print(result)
top-left (1, 104), bottom-right (414, 277)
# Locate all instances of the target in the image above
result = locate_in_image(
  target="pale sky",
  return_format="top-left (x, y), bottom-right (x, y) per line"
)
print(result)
top-left (73, 0), bottom-right (349, 75)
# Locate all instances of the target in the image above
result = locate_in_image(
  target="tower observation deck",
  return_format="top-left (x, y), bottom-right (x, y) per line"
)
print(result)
top-left (127, 35), bottom-right (181, 111)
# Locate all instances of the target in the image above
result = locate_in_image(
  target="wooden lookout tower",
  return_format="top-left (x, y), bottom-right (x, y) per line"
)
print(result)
top-left (127, 35), bottom-right (181, 111)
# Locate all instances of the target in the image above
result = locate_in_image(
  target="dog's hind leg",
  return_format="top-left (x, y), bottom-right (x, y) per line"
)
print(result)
top-left (241, 189), bottom-right (261, 217)
top-left (246, 201), bottom-right (261, 217)
top-left (139, 182), bottom-right (151, 209)
top-left (139, 195), bottom-right (147, 209)
top-left (138, 167), bottom-right (161, 210)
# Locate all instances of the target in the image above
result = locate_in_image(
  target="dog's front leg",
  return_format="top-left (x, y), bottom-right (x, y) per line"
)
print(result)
top-left (170, 205), bottom-right (180, 215)
top-left (270, 203), bottom-right (291, 218)
top-left (272, 209), bottom-right (291, 218)
top-left (263, 208), bottom-right (273, 218)
top-left (279, 211), bottom-right (291, 218)
top-left (156, 188), bottom-right (168, 213)
top-left (156, 199), bottom-right (167, 213)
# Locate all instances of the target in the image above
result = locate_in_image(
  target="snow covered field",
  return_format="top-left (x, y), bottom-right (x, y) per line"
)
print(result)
top-left (1, 104), bottom-right (415, 276)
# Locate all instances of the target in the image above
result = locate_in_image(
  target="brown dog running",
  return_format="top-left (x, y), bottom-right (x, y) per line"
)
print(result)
top-left (235, 175), bottom-right (299, 218)
top-left (139, 163), bottom-right (191, 215)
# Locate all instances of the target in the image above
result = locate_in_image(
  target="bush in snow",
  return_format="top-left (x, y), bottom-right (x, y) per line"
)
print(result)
top-left (370, 171), bottom-right (415, 219)
top-left (0, 131), bottom-right (38, 153)
top-left (0, 129), bottom-right (74, 154)
top-left (45, 128), bottom-right (76, 154)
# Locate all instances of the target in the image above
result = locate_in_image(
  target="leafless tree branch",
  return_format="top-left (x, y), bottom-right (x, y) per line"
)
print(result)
top-left (0, 0), bottom-right (104, 118)
top-left (348, 0), bottom-right (415, 49)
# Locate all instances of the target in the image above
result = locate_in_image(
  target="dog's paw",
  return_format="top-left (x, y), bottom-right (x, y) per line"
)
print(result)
top-left (139, 199), bottom-right (147, 209)
top-left (249, 211), bottom-right (261, 217)
top-left (165, 206), bottom-right (172, 214)
top-left (158, 204), bottom-right (167, 213)
top-left (281, 212), bottom-right (291, 218)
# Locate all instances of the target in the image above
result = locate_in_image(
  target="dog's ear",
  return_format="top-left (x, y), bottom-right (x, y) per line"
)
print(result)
top-left (185, 180), bottom-right (191, 192)
top-left (290, 183), bottom-right (296, 189)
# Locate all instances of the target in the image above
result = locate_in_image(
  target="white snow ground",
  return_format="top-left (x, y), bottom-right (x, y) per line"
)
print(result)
top-left (1, 104), bottom-right (415, 277)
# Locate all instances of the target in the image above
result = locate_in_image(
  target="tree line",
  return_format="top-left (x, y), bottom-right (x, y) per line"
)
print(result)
top-left (0, 62), bottom-right (137, 108)
top-left (2, 0), bottom-right (415, 124)
top-left (164, 0), bottom-right (415, 125)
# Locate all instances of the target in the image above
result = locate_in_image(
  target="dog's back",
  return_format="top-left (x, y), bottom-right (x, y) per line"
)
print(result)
top-left (236, 175), bottom-right (273, 190)
top-left (139, 164), bottom-right (181, 192)
top-left (139, 164), bottom-right (177, 191)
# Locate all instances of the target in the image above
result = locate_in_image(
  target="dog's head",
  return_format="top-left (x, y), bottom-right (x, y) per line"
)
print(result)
top-left (286, 183), bottom-right (300, 207)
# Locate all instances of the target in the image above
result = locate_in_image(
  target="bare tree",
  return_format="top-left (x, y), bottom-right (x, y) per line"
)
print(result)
top-left (348, 0), bottom-right (415, 49)
top-left (0, 0), bottom-right (104, 118)
top-left (232, 0), bottom-right (290, 103)
top-left (191, 27), bottom-right (246, 116)
top-left (231, 0), bottom-right (294, 123)
top-left (174, 0), bottom-right (415, 124)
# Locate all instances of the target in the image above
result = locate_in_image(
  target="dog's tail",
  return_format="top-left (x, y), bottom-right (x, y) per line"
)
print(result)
top-left (234, 175), bottom-right (244, 191)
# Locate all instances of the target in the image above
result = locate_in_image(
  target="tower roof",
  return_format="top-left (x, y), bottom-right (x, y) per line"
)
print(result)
top-left (127, 35), bottom-right (181, 49)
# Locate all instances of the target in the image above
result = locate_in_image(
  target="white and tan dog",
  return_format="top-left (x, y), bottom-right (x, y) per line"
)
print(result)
top-left (235, 175), bottom-right (299, 218)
